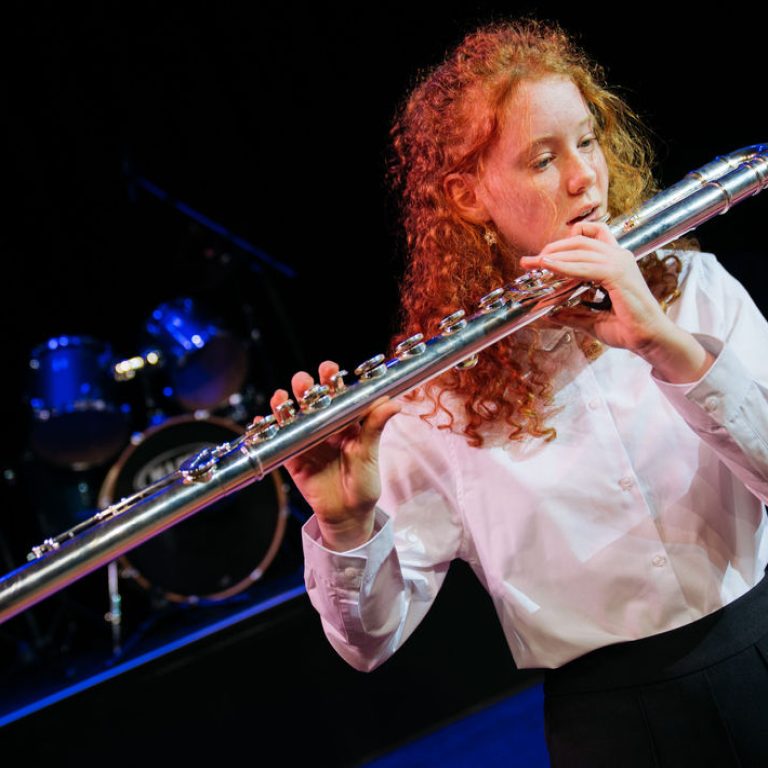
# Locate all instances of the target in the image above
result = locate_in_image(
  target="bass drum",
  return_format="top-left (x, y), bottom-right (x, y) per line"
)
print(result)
top-left (98, 415), bottom-right (288, 604)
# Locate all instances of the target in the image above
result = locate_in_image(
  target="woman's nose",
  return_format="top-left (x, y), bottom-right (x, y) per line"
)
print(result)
top-left (566, 153), bottom-right (597, 195)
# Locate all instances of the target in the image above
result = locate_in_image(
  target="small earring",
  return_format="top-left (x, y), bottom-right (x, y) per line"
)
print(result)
top-left (483, 227), bottom-right (498, 247)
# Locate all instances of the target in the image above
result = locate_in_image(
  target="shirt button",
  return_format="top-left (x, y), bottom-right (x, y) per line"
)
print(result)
top-left (588, 399), bottom-right (600, 410)
top-left (652, 555), bottom-right (668, 567)
top-left (343, 566), bottom-right (358, 579)
top-left (563, 333), bottom-right (572, 343)
top-left (704, 395), bottom-right (719, 413)
top-left (619, 477), bottom-right (634, 490)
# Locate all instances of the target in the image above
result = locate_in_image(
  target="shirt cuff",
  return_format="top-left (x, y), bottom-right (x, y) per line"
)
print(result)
top-left (302, 508), bottom-right (394, 591)
top-left (653, 333), bottom-right (753, 430)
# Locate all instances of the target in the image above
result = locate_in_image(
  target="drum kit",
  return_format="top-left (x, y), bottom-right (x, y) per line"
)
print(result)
top-left (15, 294), bottom-right (293, 651)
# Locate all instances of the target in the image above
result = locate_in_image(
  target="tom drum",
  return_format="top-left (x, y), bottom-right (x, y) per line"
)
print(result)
top-left (27, 335), bottom-right (132, 469)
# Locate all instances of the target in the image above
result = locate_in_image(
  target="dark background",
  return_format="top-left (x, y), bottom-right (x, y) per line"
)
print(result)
top-left (0, 2), bottom-right (766, 765)
top-left (2, 2), bottom-right (765, 412)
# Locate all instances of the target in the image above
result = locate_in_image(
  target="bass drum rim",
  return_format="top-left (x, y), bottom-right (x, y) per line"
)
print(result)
top-left (97, 414), bottom-right (288, 604)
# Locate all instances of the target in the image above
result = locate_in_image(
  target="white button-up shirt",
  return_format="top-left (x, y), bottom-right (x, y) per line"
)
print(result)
top-left (303, 251), bottom-right (768, 670)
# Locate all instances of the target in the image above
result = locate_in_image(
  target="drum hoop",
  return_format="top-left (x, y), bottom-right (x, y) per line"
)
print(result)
top-left (97, 413), bottom-right (288, 604)
top-left (30, 334), bottom-right (111, 355)
top-left (32, 398), bottom-right (118, 418)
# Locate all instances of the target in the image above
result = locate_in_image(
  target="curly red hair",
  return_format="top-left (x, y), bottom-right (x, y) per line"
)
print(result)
top-left (388, 18), bottom-right (682, 446)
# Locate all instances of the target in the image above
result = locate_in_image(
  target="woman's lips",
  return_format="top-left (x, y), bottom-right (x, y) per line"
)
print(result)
top-left (567, 205), bottom-right (600, 226)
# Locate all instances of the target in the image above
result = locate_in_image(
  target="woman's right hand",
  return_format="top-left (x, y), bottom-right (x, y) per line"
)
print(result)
top-left (270, 360), bottom-right (401, 552)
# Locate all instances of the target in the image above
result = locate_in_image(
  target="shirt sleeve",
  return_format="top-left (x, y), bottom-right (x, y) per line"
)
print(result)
top-left (653, 252), bottom-right (768, 502)
top-left (302, 410), bottom-right (465, 671)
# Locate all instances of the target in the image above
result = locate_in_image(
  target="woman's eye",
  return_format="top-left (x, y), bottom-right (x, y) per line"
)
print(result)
top-left (580, 135), bottom-right (597, 149)
top-left (532, 155), bottom-right (554, 170)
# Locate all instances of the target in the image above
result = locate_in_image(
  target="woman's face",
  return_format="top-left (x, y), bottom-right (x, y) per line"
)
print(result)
top-left (473, 75), bottom-right (609, 256)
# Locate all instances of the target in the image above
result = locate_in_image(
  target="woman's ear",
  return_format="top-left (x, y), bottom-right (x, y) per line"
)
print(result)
top-left (444, 173), bottom-right (489, 224)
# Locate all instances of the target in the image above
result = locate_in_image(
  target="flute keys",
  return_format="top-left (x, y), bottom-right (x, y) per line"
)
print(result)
top-left (439, 310), bottom-right (467, 335)
top-left (275, 399), bottom-right (297, 426)
top-left (455, 354), bottom-right (479, 370)
top-left (180, 446), bottom-right (217, 482)
top-left (478, 288), bottom-right (509, 313)
top-left (329, 369), bottom-right (348, 394)
top-left (621, 214), bottom-right (639, 232)
top-left (355, 355), bottom-right (387, 381)
top-left (395, 334), bottom-right (426, 358)
top-left (438, 310), bottom-right (476, 368)
top-left (246, 414), bottom-right (280, 441)
top-left (29, 539), bottom-right (58, 559)
top-left (513, 269), bottom-right (554, 289)
top-left (300, 384), bottom-right (332, 411)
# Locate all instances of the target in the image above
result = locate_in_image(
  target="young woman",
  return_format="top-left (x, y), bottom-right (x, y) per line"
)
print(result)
top-left (271, 19), bottom-right (768, 765)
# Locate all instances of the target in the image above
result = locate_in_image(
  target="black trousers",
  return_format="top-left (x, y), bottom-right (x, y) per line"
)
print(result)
top-left (543, 573), bottom-right (768, 767)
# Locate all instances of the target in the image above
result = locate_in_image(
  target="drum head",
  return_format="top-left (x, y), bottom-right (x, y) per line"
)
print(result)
top-left (98, 416), bottom-right (287, 603)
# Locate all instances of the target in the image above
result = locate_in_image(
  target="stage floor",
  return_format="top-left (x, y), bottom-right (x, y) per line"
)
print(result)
top-left (1, 556), bottom-right (537, 766)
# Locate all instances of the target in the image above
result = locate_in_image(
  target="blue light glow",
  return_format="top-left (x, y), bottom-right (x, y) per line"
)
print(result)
top-left (0, 585), bottom-right (306, 727)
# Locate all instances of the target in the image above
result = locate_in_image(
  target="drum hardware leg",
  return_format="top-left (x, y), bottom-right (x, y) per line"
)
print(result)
top-left (105, 560), bottom-right (122, 656)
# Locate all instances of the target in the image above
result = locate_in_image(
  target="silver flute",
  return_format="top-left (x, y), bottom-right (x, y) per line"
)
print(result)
top-left (1, 145), bottom-right (766, 625)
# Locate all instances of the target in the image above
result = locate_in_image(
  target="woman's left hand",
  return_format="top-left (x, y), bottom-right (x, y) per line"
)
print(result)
top-left (519, 220), bottom-right (671, 354)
